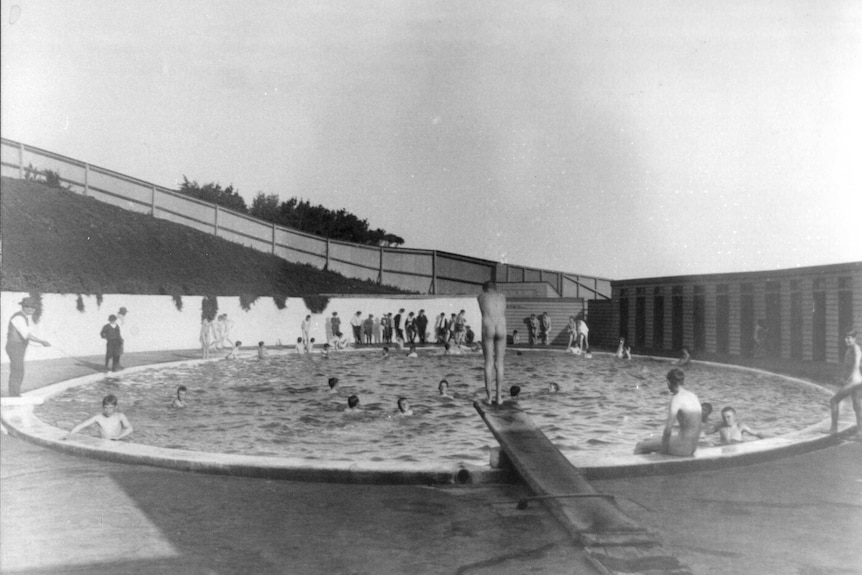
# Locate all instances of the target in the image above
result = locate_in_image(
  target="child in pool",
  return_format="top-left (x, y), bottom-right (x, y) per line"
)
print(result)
top-left (616, 337), bottom-right (631, 360)
top-left (438, 379), bottom-right (452, 398)
top-left (225, 341), bottom-right (242, 360)
top-left (346, 395), bottom-right (360, 411)
top-left (715, 406), bottom-right (765, 444)
top-left (406, 346), bottom-right (418, 358)
top-left (171, 385), bottom-right (188, 408)
top-left (397, 397), bottom-right (413, 415)
top-left (294, 337), bottom-right (305, 355)
top-left (328, 377), bottom-right (339, 393)
top-left (258, 341), bottom-right (268, 358)
top-left (63, 394), bottom-right (133, 440)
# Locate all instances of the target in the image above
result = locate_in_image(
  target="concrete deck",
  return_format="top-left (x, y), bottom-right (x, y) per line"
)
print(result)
top-left (2, 351), bottom-right (861, 574)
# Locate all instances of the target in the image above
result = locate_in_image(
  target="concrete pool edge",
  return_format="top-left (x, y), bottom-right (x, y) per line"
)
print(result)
top-left (1, 354), bottom-right (857, 485)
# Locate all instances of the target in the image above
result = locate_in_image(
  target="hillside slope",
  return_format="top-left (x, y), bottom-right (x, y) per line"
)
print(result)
top-left (0, 177), bottom-right (409, 297)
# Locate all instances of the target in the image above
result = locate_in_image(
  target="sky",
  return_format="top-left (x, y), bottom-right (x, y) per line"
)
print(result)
top-left (2, 0), bottom-right (861, 280)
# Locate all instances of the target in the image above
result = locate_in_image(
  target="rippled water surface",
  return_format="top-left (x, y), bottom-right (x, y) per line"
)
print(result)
top-left (35, 350), bottom-right (831, 467)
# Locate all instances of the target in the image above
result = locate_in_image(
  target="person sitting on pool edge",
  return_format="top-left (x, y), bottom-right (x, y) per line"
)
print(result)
top-left (171, 386), bottom-right (188, 408)
top-left (634, 368), bottom-right (702, 456)
top-left (63, 394), bottom-right (133, 441)
top-left (225, 341), bottom-right (242, 360)
top-left (397, 397), bottom-right (413, 415)
top-left (713, 406), bottom-right (766, 444)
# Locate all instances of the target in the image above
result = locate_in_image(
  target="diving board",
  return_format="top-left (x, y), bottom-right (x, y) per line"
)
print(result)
top-left (474, 401), bottom-right (692, 575)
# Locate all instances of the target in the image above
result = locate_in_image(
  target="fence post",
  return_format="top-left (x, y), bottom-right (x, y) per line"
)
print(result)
top-left (214, 205), bottom-right (220, 236)
top-left (151, 185), bottom-right (157, 215)
top-left (379, 247), bottom-right (384, 285)
top-left (272, 223), bottom-right (276, 254)
top-left (84, 164), bottom-right (90, 196)
top-left (18, 142), bottom-right (24, 178)
top-left (325, 238), bottom-right (330, 271)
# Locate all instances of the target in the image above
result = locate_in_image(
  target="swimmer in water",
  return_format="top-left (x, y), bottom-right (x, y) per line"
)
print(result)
top-left (63, 394), bottom-right (133, 440)
top-left (634, 369), bottom-right (702, 456)
top-left (714, 406), bottom-right (765, 444)
top-left (171, 386), bottom-right (188, 408)
top-left (347, 395), bottom-right (360, 411)
top-left (258, 341), bottom-right (268, 358)
top-left (406, 345), bottom-right (418, 358)
top-left (509, 385), bottom-right (521, 400)
top-left (294, 338), bottom-right (305, 355)
top-left (675, 347), bottom-right (691, 367)
top-left (438, 379), bottom-right (452, 398)
top-left (328, 377), bottom-right (339, 393)
top-left (616, 337), bottom-right (631, 360)
top-left (397, 397), bottom-right (413, 415)
top-left (478, 281), bottom-right (506, 404)
top-left (548, 382), bottom-right (560, 393)
top-left (321, 343), bottom-right (331, 358)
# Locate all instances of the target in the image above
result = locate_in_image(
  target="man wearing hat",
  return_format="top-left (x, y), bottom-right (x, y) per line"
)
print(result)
top-left (5, 297), bottom-right (51, 397)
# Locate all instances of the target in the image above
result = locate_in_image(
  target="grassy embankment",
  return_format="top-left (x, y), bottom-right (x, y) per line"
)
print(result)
top-left (0, 177), bottom-right (410, 302)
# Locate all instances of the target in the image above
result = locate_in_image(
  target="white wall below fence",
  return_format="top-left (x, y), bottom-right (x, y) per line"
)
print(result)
top-left (0, 292), bottom-right (481, 363)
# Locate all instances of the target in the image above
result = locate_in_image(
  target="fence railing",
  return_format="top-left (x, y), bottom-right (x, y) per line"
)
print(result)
top-left (1, 137), bottom-right (611, 298)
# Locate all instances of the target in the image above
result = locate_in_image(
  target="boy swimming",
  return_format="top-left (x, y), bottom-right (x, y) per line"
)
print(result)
top-left (171, 386), bottom-right (188, 408)
top-left (63, 394), bottom-right (133, 440)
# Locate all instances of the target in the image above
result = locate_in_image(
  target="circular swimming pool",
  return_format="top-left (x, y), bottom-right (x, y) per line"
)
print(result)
top-left (33, 349), bottom-right (832, 469)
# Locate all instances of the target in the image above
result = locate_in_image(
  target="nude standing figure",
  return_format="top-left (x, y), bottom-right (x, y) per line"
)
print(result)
top-left (478, 281), bottom-right (506, 405)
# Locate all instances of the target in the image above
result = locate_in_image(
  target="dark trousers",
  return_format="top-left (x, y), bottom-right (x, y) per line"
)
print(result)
top-left (352, 325), bottom-right (362, 343)
top-left (105, 340), bottom-right (123, 371)
top-left (6, 342), bottom-right (28, 396)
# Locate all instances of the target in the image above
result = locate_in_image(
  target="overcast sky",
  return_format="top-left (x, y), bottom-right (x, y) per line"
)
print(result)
top-left (2, 1), bottom-right (860, 279)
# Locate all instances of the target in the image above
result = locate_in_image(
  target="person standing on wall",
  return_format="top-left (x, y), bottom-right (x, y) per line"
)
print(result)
top-left (394, 309), bottom-right (405, 342)
top-left (5, 297), bottom-right (51, 397)
top-left (100, 314), bottom-right (124, 372)
top-left (416, 310), bottom-right (429, 344)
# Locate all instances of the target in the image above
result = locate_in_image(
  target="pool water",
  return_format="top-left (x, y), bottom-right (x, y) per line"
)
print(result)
top-left (35, 350), bottom-right (832, 467)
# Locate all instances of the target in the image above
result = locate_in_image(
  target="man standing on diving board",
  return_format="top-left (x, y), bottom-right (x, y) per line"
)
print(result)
top-left (478, 281), bottom-right (506, 405)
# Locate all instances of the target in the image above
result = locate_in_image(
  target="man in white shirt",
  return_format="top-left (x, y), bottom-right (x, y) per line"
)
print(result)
top-left (5, 297), bottom-right (51, 397)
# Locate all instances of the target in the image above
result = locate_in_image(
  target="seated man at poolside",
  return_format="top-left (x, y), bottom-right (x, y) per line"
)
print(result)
top-left (634, 369), bottom-right (702, 456)
top-left (478, 281), bottom-right (507, 405)
top-left (63, 394), bottom-right (133, 441)
top-left (714, 406), bottom-right (765, 444)
top-left (397, 397), bottom-right (413, 415)
top-left (171, 386), bottom-right (188, 408)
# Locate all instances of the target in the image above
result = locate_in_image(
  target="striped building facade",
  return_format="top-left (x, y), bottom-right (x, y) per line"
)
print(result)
top-left (611, 262), bottom-right (862, 365)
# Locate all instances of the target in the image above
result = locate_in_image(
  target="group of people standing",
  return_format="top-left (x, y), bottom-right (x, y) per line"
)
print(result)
top-left (199, 314), bottom-right (234, 359)
top-left (526, 312), bottom-right (553, 345)
top-left (326, 308), bottom-right (473, 348)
